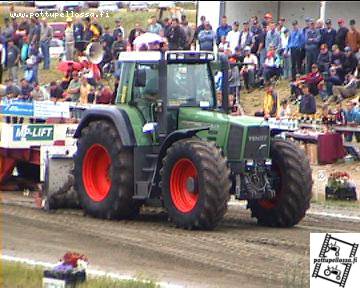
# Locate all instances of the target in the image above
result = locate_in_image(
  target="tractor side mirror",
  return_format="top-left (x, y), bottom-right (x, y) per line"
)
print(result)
top-left (134, 69), bottom-right (147, 87)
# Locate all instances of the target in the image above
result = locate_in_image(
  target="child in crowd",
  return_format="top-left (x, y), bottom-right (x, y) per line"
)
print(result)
top-left (299, 83), bottom-right (316, 115)
top-left (279, 99), bottom-right (291, 117)
top-left (344, 100), bottom-right (360, 142)
top-left (255, 81), bottom-right (280, 118)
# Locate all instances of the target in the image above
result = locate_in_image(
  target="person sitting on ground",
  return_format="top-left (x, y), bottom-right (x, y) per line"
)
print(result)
top-left (279, 99), bottom-right (291, 118)
top-left (79, 77), bottom-right (93, 105)
top-left (343, 46), bottom-right (358, 75)
top-left (24, 58), bottom-right (36, 84)
top-left (291, 64), bottom-right (324, 96)
top-left (4, 78), bottom-right (21, 99)
top-left (299, 83), bottom-right (317, 115)
top-left (96, 84), bottom-right (114, 104)
top-left (262, 48), bottom-right (281, 81)
top-left (19, 78), bottom-right (33, 100)
top-left (317, 43), bottom-right (331, 74)
top-left (324, 66), bottom-right (343, 99)
top-left (30, 82), bottom-right (45, 101)
top-left (330, 44), bottom-right (346, 82)
top-left (328, 73), bottom-right (358, 103)
top-left (50, 81), bottom-right (64, 102)
top-left (241, 46), bottom-right (258, 92)
top-left (64, 71), bottom-right (81, 102)
top-left (255, 81), bottom-right (280, 118)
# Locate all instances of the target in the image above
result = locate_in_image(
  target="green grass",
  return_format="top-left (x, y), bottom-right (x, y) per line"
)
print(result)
top-left (0, 6), bottom-right (196, 34)
top-left (1, 261), bottom-right (159, 288)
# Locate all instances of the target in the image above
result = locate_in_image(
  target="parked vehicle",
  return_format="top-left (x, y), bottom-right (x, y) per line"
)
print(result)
top-left (85, 1), bottom-right (99, 8)
top-left (58, 1), bottom-right (84, 12)
top-left (35, 1), bottom-right (57, 11)
top-left (98, 1), bottom-right (119, 12)
top-left (128, 1), bottom-right (148, 11)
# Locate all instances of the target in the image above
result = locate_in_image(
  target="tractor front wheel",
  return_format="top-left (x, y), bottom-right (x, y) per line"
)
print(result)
top-left (248, 139), bottom-right (312, 227)
top-left (160, 139), bottom-right (231, 230)
top-left (74, 120), bottom-right (139, 219)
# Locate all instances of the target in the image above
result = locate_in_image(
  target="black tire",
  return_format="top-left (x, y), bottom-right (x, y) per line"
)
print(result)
top-left (16, 162), bottom-right (40, 182)
top-left (248, 139), bottom-right (312, 227)
top-left (74, 120), bottom-right (139, 219)
top-left (160, 139), bottom-right (231, 230)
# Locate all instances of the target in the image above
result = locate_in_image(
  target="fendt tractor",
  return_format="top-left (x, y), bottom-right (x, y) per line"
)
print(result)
top-left (51, 51), bottom-right (312, 230)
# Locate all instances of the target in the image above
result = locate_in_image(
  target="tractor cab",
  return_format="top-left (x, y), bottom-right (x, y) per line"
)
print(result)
top-left (116, 51), bottom-right (220, 139)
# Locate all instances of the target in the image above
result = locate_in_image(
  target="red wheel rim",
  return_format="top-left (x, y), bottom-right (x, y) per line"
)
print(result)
top-left (170, 158), bottom-right (199, 213)
top-left (82, 144), bottom-right (112, 202)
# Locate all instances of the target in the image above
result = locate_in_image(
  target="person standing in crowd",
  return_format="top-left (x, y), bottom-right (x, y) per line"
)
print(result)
top-left (29, 17), bottom-right (41, 49)
top-left (128, 22), bottom-right (144, 50)
top-left (346, 19), bottom-right (360, 53)
top-left (148, 16), bottom-right (162, 34)
top-left (317, 43), bottom-right (331, 73)
top-left (250, 16), bottom-right (261, 34)
top-left (257, 21), bottom-right (268, 76)
top-left (73, 17), bottom-right (84, 53)
top-left (2, 17), bottom-right (14, 43)
top-left (277, 17), bottom-right (287, 38)
top-left (6, 39), bottom-right (20, 83)
top-left (101, 26), bottom-right (114, 49)
top-left (281, 28), bottom-right (291, 80)
top-left (335, 18), bottom-right (349, 51)
top-left (113, 18), bottom-right (125, 40)
top-left (227, 21), bottom-right (240, 53)
top-left (0, 41), bottom-right (5, 84)
top-left (195, 16), bottom-right (211, 41)
top-left (40, 18), bottom-right (53, 70)
top-left (299, 83), bottom-right (317, 115)
top-left (90, 17), bottom-right (102, 41)
top-left (216, 16), bottom-right (231, 46)
top-left (265, 22), bottom-right (281, 52)
top-left (180, 21), bottom-right (194, 50)
top-left (198, 21), bottom-right (215, 51)
top-left (305, 19), bottom-right (321, 73)
top-left (238, 21), bottom-right (253, 50)
top-left (112, 33), bottom-right (127, 59)
top-left (166, 18), bottom-right (186, 50)
top-left (322, 19), bottom-right (336, 51)
top-left (241, 46), bottom-right (258, 92)
top-left (263, 12), bottom-right (273, 26)
top-left (64, 18), bottom-right (74, 61)
top-left (83, 17), bottom-right (94, 43)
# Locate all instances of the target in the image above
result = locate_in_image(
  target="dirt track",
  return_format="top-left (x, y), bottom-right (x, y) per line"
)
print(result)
top-left (2, 199), bottom-right (360, 288)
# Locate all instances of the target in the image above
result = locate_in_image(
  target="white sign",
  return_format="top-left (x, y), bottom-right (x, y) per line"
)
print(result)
top-left (43, 277), bottom-right (66, 288)
top-left (34, 101), bottom-right (70, 119)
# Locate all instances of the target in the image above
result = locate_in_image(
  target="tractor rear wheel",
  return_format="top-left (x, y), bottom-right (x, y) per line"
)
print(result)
top-left (74, 120), bottom-right (139, 219)
top-left (160, 139), bottom-right (231, 230)
top-left (248, 139), bottom-right (312, 227)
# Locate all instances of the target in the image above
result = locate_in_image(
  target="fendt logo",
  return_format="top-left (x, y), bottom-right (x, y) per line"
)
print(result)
top-left (248, 135), bottom-right (267, 142)
top-left (13, 125), bottom-right (54, 141)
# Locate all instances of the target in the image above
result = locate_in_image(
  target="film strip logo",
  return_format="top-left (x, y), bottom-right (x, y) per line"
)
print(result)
top-left (312, 234), bottom-right (358, 287)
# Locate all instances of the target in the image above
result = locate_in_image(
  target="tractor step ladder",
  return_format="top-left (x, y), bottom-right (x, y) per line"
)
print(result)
top-left (350, 244), bottom-right (358, 258)
top-left (312, 263), bottom-right (321, 278)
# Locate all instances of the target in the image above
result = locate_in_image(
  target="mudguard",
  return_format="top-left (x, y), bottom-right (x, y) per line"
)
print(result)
top-left (74, 106), bottom-right (136, 147)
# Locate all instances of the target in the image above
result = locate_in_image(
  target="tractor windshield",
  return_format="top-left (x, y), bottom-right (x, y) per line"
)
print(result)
top-left (167, 63), bottom-right (215, 107)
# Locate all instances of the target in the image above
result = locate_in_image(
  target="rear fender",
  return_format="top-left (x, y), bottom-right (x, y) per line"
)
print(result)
top-left (74, 107), bottom-right (136, 147)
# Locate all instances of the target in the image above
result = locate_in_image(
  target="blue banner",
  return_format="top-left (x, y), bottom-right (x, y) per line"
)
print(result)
top-left (0, 100), bottom-right (34, 117)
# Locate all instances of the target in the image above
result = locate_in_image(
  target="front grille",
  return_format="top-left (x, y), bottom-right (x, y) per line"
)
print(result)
top-left (244, 127), bottom-right (270, 160)
top-left (227, 125), bottom-right (243, 159)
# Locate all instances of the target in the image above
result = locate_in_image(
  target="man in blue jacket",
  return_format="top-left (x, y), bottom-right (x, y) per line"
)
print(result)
top-left (305, 19), bottom-right (321, 73)
top-left (216, 16), bottom-right (231, 46)
top-left (198, 21), bottom-right (215, 51)
top-left (287, 20), bottom-right (304, 81)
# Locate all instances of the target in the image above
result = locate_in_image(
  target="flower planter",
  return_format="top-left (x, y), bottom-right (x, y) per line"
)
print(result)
top-left (325, 186), bottom-right (357, 201)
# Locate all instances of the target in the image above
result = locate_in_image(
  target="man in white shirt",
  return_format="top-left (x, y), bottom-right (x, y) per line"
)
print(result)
top-left (227, 21), bottom-right (241, 53)
top-left (241, 46), bottom-right (258, 91)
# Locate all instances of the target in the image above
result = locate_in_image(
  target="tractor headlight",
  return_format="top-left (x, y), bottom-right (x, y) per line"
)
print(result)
top-left (245, 160), bottom-right (255, 167)
top-left (265, 159), bottom-right (272, 166)
top-left (169, 54), bottom-right (177, 60)
top-left (207, 53), bottom-right (214, 60)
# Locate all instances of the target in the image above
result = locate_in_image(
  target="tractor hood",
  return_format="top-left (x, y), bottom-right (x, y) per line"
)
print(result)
top-left (178, 107), bottom-right (270, 160)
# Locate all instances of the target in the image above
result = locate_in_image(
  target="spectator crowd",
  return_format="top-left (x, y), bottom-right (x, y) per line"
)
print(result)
top-left (0, 8), bottom-right (359, 134)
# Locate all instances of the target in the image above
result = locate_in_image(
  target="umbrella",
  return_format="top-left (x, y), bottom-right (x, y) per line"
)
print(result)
top-left (133, 32), bottom-right (164, 48)
top-left (57, 61), bottom-right (83, 73)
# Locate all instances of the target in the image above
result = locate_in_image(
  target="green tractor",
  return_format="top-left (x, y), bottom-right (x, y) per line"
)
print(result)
top-left (73, 51), bottom-right (312, 230)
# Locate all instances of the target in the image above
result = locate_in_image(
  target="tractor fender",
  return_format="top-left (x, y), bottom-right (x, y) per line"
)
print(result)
top-left (151, 127), bottom-right (210, 191)
top-left (74, 107), bottom-right (136, 147)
